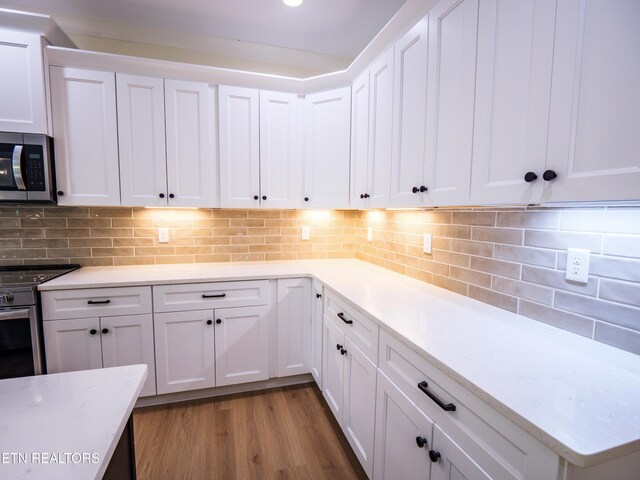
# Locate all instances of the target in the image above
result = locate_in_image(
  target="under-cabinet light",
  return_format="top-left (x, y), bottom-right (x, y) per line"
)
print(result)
top-left (283, 0), bottom-right (303, 6)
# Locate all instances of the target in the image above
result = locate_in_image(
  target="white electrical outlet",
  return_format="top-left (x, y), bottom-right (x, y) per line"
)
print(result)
top-left (158, 227), bottom-right (169, 244)
top-left (423, 233), bottom-right (432, 254)
top-left (565, 248), bottom-right (590, 283)
top-left (301, 226), bottom-right (310, 241)
top-left (367, 227), bottom-right (373, 242)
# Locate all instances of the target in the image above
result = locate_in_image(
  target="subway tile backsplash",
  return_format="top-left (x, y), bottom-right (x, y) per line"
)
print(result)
top-left (1, 204), bottom-right (639, 356)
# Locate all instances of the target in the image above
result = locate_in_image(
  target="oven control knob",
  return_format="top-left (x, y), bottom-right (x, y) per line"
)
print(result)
top-left (1, 293), bottom-right (14, 303)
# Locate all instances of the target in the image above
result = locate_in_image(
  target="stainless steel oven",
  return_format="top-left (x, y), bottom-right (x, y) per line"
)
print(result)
top-left (0, 132), bottom-right (55, 203)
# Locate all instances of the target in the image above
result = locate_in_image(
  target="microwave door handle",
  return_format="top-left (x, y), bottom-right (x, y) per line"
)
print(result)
top-left (12, 145), bottom-right (26, 191)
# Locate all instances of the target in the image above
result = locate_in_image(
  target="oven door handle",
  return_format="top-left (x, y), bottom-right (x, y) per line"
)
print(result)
top-left (12, 145), bottom-right (26, 191)
top-left (0, 309), bottom-right (31, 321)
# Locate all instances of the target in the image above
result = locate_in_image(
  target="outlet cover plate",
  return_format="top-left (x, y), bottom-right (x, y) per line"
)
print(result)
top-left (367, 227), bottom-right (373, 242)
top-left (301, 226), bottom-right (310, 241)
top-left (423, 233), bottom-right (432, 254)
top-left (158, 227), bottom-right (169, 244)
top-left (565, 248), bottom-right (590, 283)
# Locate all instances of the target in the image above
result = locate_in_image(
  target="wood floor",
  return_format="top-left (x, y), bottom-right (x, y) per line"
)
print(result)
top-left (133, 383), bottom-right (368, 480)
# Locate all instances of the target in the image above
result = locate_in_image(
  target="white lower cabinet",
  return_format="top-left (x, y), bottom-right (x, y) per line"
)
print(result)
top-left (323, 314), bottom-right (377, 478)
top-left (430, 424), bottom-right (492, 480)
top-left (44, 314), bottom-right (156, 397)
top-left (276, 278), bottom-right (311, 377)
top-left (310, 280), bottom-right (324, 387)
top-left (374, 371), bottom-right (434, 480)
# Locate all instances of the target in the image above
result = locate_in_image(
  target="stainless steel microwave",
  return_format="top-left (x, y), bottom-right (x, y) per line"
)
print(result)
top-left (0, 132), bottom-right (55, 203)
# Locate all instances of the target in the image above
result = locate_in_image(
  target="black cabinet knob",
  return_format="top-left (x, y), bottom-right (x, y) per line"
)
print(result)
top-left (340, 348), bottom-right (347, 355)
top-left (304, 197), bottom-right (309, 202)
top-left (360, 194), bottom-right (365, 199)
top-left (524, 172), bottom-right (538, 183)
top-left (57, 191), bottom-right (64, 196)
top-left (416, 436), bottom-right (428, 448)
top-left (262, 195), bottom-right (267, 200)
top-left (365, 193), bottom-right (370, 198)
top-left (101, 328), bottom-right (109, 334)
top-left (254, 195), bottom-right (259, 200)
top-left (316, 293), bottom-right (322, 298)
top-left (428, 450), bottom-right (441, 463)
top-left (206, 319), bottom-right (213, 325)
top-left (420, 186), bottom-right (428, 193)
top-left (412, 186), bottom-right (419, 193)
top-left (169, 193), bottom-right (175, 198)
top-left (89, 329), bottom-right (97, 335)
top-left (159, 193), bottom-right (165, 198)
top-left (216, 319), bottom-right (222, 324)
top-left (336, 344), bottom-right (342, 351)
top-left (543, 169), bottom-right (557, 181)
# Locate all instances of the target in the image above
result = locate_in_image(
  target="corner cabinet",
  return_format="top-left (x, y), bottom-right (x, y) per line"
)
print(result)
top-left (303, 87), bottom-right (351, 209)
top-left (50, 67), bottom-right (121, 206)
top-left (276, 278), bottom-right (311, 377)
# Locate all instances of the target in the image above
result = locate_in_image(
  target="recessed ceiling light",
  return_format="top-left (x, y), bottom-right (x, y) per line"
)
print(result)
top-left (283, 0), bottom-right (303, 7)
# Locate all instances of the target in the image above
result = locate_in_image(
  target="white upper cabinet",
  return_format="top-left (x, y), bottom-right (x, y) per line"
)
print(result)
top-left (303, 87), bottom-right (351, 209)
top-left (389, 16), bottom-right (429, 207)
top-left (424, 0), bottom-right (478, 206)
top-left (470, 0), bottom-right (557, 204)
top-left (0, 30), bottom-right (47, 134)
top-left (218, 85), bottom-right (260, 208)
top-left (50, 67), bottom-right (121, 206)
top-left (545, 0), bottom-right (640, 202)
top-left (116, 73), bottom-right (167, 207)
top-left (165, 79), bottom-right (217, 208)
top-left (350, 70), bottom-right (371, 209)
top-left (260, 90), bottom-right (302, 208)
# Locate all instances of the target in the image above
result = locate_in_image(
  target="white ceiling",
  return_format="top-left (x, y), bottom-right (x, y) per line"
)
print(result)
top-left (1, 0), bottom-right (407, 59)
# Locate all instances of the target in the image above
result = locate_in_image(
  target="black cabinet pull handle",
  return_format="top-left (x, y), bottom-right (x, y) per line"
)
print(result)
top-left (88, 299), bottom-right (110, 305)
top-left (316, 293), bottom-right (322, 298)
top-left (216, 319), bottom-right (222, 324)
top-left (418, 381), bottom-right (456, 411)
top-left (101, 328), bottom-right (109, 334)
top-left (336, 344), bottom-right (342, 350)
top-left (169, 193), bottom-right (175, 198)
top-left (253, 195), bottom-right (259, 200)
top-left (543, 170), bottom-right (557, 181)
top-left (57, 191), bottom-right (64, 196)
top-left (412, 186), bottom-right (419, 193)
top-left (416, 436), bottom-right (428, 448)
top-left (340, 348), bottom-right (347, 355)
top-left (159, 193), bottom-right (165, 198)
top-left (524, 172), bottom-right (538, 182)
top-left (89, 329), bottom-right (97, 335)
top-left (262, 195), bottom-right (267, 200)
top-left (429, 450), bottom-right (441, 463)
top-left (337, 312), bottom-right (353, 325)
top-left (206, 319), bottom-right (213, 325)
top-left (304, 197), bottom-right (309, 202)
top-left (420, 186), bottom-right (428, 193)
top-left (202, 293), bottom-right (226, 299)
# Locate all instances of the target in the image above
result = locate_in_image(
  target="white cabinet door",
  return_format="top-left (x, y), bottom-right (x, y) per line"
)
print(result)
top-left (310, 281), bottom-right (323, 388)
top-left (368, 48), bottom-right (395, 208)
top-left (545, 0), bottom-right (640, 202)
top-left (276, 278), bottom-right (311, 377)
top-left (350, 70), bottom-right (370, 209)
top-left (50, 67), bottom-right (121, 206)
top-left (430, 425), bottom-right (492, 480)
top-left (470, 0), bottom-right (557, 204)
top-left (165, 79), bottom-right (216, 207)
top-left (260, 90), bottom-right (302, 208)
top-left (390, 16), bottom-right (429, 207)
top-left (424, 0), bottom-right (478, 206)
top-left (0, 31), bottom-right (47, 134)
top-left (374, 371), bottom-right (434, 480)
top-left (43, 318), bottom-right (102, 374)
top-left (154, 309), bottom-right (215, 394)
top-left (218, 85), bottom-right (260, 208)
top-left (342, 338), bottom-right (377, 478)
top-left (116, 73), bottom-right (167, 207)
top-left (322, 316), bottom-right (345, 420)
top-left (214, 305), bottom-right (269, 387)
top-left (303, 87), bottom-right (351, 208)
top-left (100, 314), bottom-right (157, 397)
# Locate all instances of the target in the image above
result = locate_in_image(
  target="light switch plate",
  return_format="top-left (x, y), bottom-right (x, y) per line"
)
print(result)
top-left (423, 233), bottom-right (432, 254)
top-left (367, 227), bottom-right (373, 242)
top-left (158, 227), bottom-right (169, 244)
top-left (301, 226), bottom-right (310, 241)
top-left (565, 248), bottom-right (590, 283)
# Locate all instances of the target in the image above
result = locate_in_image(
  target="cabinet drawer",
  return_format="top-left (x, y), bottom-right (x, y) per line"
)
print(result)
top-left (379, 330), bottom-right (558, 480)
top-left (42, 287), bottom-right (152, 320)
top-left (324, 289), bottom-right (378, 363)
top-left (153, 280), bottom-right (269, 312)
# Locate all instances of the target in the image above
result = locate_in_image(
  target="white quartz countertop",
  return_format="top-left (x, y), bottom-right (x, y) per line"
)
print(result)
top-left (39, 259), bottom-right (640, 467)
top-left (0, 365), bottom-right (147, 480)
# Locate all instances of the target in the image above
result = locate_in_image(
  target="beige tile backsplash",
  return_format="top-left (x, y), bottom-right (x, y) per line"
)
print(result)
top-left (1, 204), bottom-right (639, 355)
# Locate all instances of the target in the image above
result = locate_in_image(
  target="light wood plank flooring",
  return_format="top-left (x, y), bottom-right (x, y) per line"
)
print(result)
top-left (133, 383), bottom-right (368, 479)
